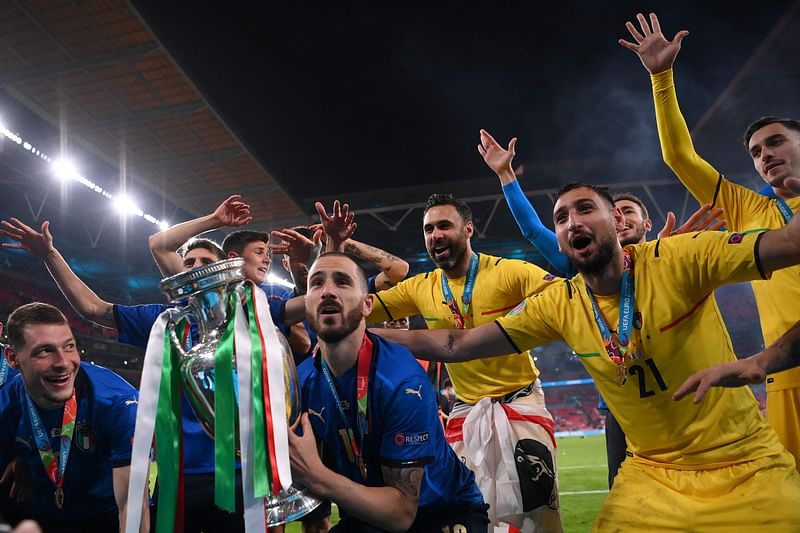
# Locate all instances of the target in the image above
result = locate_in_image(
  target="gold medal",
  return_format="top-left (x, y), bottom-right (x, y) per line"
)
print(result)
top-left (615, 363), bottom-right (627, 387)
top-left (55, 486), bottom-right (64, 509)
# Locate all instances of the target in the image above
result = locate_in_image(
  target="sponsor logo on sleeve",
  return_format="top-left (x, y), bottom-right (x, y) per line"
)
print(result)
top-left (404, 385), bottom-right (423, 400)
top-left (727, 233), bottom-right (745, 244)
top-left (393, 431), bottom-right (430, 446)
top-left (543, 273), bottom-right (556, 281)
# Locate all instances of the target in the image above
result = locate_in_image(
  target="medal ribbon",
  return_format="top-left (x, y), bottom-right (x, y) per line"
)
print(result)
top-left (441, 253), bottom-right (479, 330)
top-left (0, 346), bottom-right (10, 386)
top-left (320, 334), bottom-right (373, 480)
top-left (26, 388), bottom-right (77, 504)
top-left (586, 251), bottom-right (635, 384)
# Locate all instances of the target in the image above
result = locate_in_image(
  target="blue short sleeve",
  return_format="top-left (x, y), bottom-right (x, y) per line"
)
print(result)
top-left (378, 375), bottom-right (438, 467)
top-left (106, 389), bottom-right (139, 467)
top-left (367, 275), bottom-right (377, 294)
top-left (114, 304), bottom-right (169, 348)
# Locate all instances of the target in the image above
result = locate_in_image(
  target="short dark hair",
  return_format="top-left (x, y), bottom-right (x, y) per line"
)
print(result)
top-left (613, 193), bottom-right (650, 221)
top-left (555, 183), bottom-right (615, 210)
top-left (222, 230), bottom-right (270, 256)
top-left (743, 116), bottom-right (800, 148)
top-left (424, 194), bottom-right (472, 223)
top-left (181, 238), bottom-right (225, 260)
top-left (7, 303), bottom-right (69, 350)
top-left (313, 252), bottom-right (369, 293)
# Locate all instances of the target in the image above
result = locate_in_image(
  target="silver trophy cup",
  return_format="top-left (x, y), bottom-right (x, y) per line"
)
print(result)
top-left (159, 258), bottom-right (321, 525)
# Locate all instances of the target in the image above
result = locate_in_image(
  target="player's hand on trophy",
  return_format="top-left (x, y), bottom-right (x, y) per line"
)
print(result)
top-left (657, 204), bottom-right (726, 239)
top-left (0, 218), bottom-right (56, 259)
top-left (619, 12), bottom-right (688, 75)
top-left (211, 194), bottom-right (252, 228)
top-left (288, 413), bottom-right (325, 490)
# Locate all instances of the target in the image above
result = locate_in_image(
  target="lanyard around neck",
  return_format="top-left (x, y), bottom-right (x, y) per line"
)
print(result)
top-left (585, 251), bottom-right (635, 386)
top-left (26, 388), bottom-right (77, 508)
top-left (441, 253), bottom-right (479, 330)
top-left (764, 188), bottom-right (794, 224)
top-left (320, 334), bottom-right (373, 479)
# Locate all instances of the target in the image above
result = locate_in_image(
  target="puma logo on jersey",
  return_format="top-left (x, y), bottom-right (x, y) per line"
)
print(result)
top-left (404, 385), bottom-right (423, 400)
top-left (308, 407), bottom-right (325, 423)
top-left (125, 399), bottom-right (138, 406)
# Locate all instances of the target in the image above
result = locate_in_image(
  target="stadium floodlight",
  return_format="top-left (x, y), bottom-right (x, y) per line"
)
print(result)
top-left (158, 220), bottom-right (170, 231)
top-left (113, 193), bottom-right (144, 217)
top-left (267, 273), bottom-right (295, 288)
top-left (51, 158), bottom-right (82, 182)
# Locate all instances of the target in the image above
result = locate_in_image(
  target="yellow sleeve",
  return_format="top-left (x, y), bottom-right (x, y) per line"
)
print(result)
top-left (367, 274), bottom-right (423, 323)
top-left (494, 290), bottom-right (563, 354)
top-left (649, 230), bottom-right (768, 300)
top-left (504, 259), bottom-right (562, 298)
top-left (652, 69), bottom-right (724, 205)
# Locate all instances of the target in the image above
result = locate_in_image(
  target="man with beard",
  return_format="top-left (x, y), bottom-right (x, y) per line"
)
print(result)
top-left (0, 303), bottom-right (148, 533)
top-left (375, 181), bottom-right (800, 531)
top-left (620, 11), bottom-right (800, 469)
top-left (268, 223), bottom-right (409, 366)
top-left (478, 128), bottom-right (723, 488)
top-left (289, 252), bottom-right (488, 532)
top-left (0, 216), bottom-right (291, 532)
top-left (295, 196), bottom-right (563, 531)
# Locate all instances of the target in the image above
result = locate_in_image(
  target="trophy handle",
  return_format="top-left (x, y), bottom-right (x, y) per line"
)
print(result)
top-left (166, 308), bottom-right (192, 359)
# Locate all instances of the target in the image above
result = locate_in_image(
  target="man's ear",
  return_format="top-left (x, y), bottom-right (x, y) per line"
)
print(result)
top-left (363, 293), bottom-right (374, 318)
top-left (6, 348), bottom-right (19, 369)
top-left (464, 220), bottom-right (474, 239)
top-left (613, 207), bottom-right (625, 233)
top-left (644, 218), bottom-right (653, 232)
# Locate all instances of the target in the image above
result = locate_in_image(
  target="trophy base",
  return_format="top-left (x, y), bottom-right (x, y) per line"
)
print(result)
top-left (265, 485), bottom-right (323, 526)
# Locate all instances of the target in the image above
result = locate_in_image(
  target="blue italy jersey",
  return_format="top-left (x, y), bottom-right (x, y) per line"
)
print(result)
top-left (297, 333), bottom-right (483, 519)
top-left (113, 294), bottom-right (287, 474)
top-left (0, 344), bottom-right (20, 386)
top-left (0, 364), bottom-right (137, 519)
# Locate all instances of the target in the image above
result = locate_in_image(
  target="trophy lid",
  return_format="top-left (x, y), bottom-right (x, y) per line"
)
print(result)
top-left (160, 257), bottom-right (246, 303)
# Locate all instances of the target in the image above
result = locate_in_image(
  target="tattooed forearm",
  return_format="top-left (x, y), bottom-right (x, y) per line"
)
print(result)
top-left (446, 334), bottom-right (456, 354)
top-left (381, 466), bottom-right (423, 500)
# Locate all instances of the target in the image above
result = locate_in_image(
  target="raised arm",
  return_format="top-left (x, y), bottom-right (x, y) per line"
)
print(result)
top-left (478, 129), bottom-right (573, 275)
top-left (315, 200), bottom-right (357, 253)
top-left (0, 219), bottom-right (115, 327)
top-left (289, 413), bottom-right (419, 532)
top-left (674, 320), bottom-right (800, 404)
top-left (148, 194), bottom-right (252, 276)
top-left (620, 13), bottom-right (722, 205)
top-left (371, 321), bottom-right (514, 362)
top-left (342, 239), bottom-right (409, 290)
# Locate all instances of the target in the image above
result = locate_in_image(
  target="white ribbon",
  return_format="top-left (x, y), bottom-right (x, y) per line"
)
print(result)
top-left (234, 295), bottom-right (269, 533)
top-left (124, 312), bottom-right (170, 533)
top-left (251, 283), bottom-right (293, 489)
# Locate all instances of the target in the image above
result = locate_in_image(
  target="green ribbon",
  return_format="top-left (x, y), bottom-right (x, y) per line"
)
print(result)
top-left (154, 319), bottom-right (184, 533)
top-left (214, 291), bottom-right (238, 512)
top-left (246, 285), bottom-right (272, 496)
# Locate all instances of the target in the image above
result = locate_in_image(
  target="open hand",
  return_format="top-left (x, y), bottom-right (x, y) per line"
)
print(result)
top-left (315, 201), bottom-right (356, 251)
top-left (0, 218), bottom-right (55, 258)
top-left (673, 358), bottom-right (766, 404)
top-left (619, 12), bottom-right (688, 75)
top-left (211, 195), bottom-right (252, 227)
top-left (658, 204), bottom-right (725, 239)
top-left (477, 129), bottom-right (517, 183)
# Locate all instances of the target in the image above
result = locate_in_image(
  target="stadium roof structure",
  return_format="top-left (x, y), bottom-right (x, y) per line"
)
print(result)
top-left (1, 1), bottom-right (799, 302)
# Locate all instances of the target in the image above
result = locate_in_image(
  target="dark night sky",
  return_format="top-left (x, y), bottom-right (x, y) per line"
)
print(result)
top-left (131, 1), bottom-right (793, 205)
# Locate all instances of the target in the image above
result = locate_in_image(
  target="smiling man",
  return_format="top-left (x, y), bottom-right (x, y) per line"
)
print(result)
top-left (376, 181), bottom-right (800, 531)
top-left (290, 252), bottom-right (487, 532)
top-left (620, 11), bottom-right (800, 469)
top-left (0, 303), bottom-right (147, 533)
top-left (358, 194), bottom-right (563, 531)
